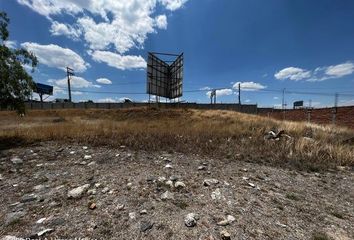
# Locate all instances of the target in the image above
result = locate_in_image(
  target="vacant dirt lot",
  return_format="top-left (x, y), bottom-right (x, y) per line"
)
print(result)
top-left (0, 142), bottom-right (353, 240)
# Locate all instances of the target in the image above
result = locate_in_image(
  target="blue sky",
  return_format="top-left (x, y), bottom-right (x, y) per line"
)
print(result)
top-left (1, 0), bottom-right (354, 107)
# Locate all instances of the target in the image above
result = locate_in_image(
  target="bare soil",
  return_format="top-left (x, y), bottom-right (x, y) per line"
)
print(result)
top-left (0, 142), bottom-right (353, 239)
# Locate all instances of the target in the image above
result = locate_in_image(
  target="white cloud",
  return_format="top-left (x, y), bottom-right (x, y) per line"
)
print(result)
top-left (339, 99), bottom-right (354, 106)
top-left (4, 40), bottom-right (17, 48)
top-left (18, 0), bottom-right (189, 54)
top-left (72, 91), bottom-right (83, 95)
top-left (97, 98), bottom-right (117, 103)
top-left (159, 0), bottom-right (189, 10)
top-left (274, 67), bottom-right (311, 81)
top-left (51, 76), bottom-right (100, 89)
top-left (50, 21), bottom-right (82, 40)
top-left (53, 86), bottom-right (66, 95)
top-left (200, 86), bottom-right (211, 91)
top-left (273, 96), bottom-right (279, 100)
top-left (245, 99), bottom-right (251, 103)
top-left (91, 50), bottom-right (146, 70)
top-left (232, 82), bottom-right (267, 91)
top-left (206, 88), bottom-right (233, 98)
top-left (324, 62), bottom-right (354, 78)
top-left (21, 42), bottom-right (89, 72)
top-left (16, 0), bottom-right (82, 18)
top-left (275, 62), bottom-right (354, 82)
top-left (96, 78), bottom-right (112, 85)
top-left (155, 15), bottom-right (167, 29)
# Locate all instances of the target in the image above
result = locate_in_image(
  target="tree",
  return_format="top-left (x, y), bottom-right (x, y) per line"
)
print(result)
top-left (0, 11), bottom-right (38, 114)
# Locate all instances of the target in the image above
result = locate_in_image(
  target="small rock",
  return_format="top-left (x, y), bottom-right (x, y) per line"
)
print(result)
top-left (184, 213), bottom-right (198, 227)
top-left (203, 178), bottom-right (219, 186)
top-left (211, 188), bottom-right (222, 200)
top-left (89, 202), bottom-right (97, 210)
top-left (102, 187), bottom-right (109, 194)
top-left (94, 183), bottom-right (101, 188)
top-left (198, 166), bottom-right (206, 170)
top-left (36, 217), bottom-right (47, 224)
top-left (126, 182), bottom-right (133, 190)
top-left (33, 184), bottom-right (46, 191)
top-left (165, 180), bottom-right (174, 188)
top-left (84, 155), bottom-right (92, 160)
top-left (82, 146), bottom-right (88, 150)
top-left (87, 189), bottom-right (96, 195)
top-left (248, 182), bottom-right (255, 188)
top-left (87, 161), bottom-right (96, 166)
top-left (37, 228), bottom-right (54, 237)
top-left (220, 230), bottom-right (231, 240)
top-left (80, 161), bottom-right (87, 165)
top-left (217, 220), bottom-right (229, 226)
top-left (140, 221), bottom-right (154, 232)
top-left (158, 177), bottom-right (166, 182)
top-left (242, 168), bottom-right (248, 172)
top-left (242, 177), bottom-right (249, 181)
top-left (129, 212), bottom-right (136, 220)
top-left (227, 215), bottom-right (236, 223)
top-left (21, 194), bottom-right (38, 203)
top-left (68, 184), bottom-right (90, 199)
top-left (169, 175), bottom-right (179, 181)
top-left (175, 181), bottom-right (186, 189)
top-left (161, 191), bottom-right (174, 200)
top-left (0, 174), bottom-right (3, 180)
top-left (146, 176), bottom-right (156, 182)
top-left (117, 204), bottom-right (125, 210)
top-left (165, 164), bottom-right (173, 169)
top-left (140, 209), bottom-right (147, 215)
top-left (4, 211), bottom-right (26, 226)
top-left (69, 151), bottom-right (75, 155)
top-left (10, 156), bottom-right (23, 164)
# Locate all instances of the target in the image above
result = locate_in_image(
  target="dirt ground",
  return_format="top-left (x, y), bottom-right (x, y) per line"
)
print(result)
top-left (0, 141), bottom-right (353, 240)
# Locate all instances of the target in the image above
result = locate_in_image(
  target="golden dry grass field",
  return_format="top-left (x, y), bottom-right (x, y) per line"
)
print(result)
top-left (1, 108), bottom-right (353, 171)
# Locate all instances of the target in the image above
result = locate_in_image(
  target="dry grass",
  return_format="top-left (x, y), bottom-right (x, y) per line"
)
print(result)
top-left (1, 107), bottom-right (353, 171)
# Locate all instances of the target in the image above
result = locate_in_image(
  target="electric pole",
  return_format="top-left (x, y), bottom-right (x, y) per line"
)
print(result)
top-left (66, 67), bottom-right (74, 102)
top-left (282, 88), bottom-right (286, 120)
top-left (332, 93), bottom-right (338, 124)
top-left (238, 83), bottom-right (241, 105)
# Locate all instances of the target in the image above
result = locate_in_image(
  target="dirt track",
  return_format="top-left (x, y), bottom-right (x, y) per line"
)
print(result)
top-left (0, 142), bottom-right (353, 239)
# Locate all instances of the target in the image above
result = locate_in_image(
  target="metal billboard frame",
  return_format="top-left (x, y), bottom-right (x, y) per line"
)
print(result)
top-left (147, 52), bottom-right (183, 101)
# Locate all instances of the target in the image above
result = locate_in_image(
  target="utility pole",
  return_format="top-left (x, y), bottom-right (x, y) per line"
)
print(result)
top-left (332, 93), bottom-right (338, 124)
top-left (307, 99), bottom-right (312, 123)
top-left (282, 88), bottom-right (286, 120)
top-left (66, 67), bottom-right (74, 102)
top-left (238, 83), bottom-right (241, 105)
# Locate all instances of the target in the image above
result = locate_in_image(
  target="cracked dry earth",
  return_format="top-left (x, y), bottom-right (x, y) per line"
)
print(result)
top-left (0, 142), bottom-right (353, 240)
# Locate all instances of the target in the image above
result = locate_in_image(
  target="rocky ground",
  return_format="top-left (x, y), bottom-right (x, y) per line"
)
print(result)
top-left (0, 141), bottom-right (353, 240)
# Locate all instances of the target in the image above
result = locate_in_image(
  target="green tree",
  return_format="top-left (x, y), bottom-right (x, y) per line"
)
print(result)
top-left (0, 11), bottom-right (38, 114)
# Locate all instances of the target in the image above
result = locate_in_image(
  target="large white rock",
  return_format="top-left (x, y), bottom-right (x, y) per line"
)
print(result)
top-left (67, 184), bottom-right (90, 198)
top-left (184, 213), bottom-right (198, 227)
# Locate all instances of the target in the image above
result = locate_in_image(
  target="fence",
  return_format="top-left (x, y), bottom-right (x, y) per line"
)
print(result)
top-left (258, 106), bottom-right (354, 129)
top-left (23, 102), bottom-right (258, 114)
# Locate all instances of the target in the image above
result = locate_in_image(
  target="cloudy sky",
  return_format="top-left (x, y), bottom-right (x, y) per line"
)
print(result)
top-left (2, 0), bottom-right (354, 107)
